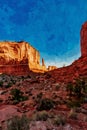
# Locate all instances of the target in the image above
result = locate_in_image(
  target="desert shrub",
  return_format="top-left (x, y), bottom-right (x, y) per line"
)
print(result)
top-left (35, 92), bottom-right (43, 103)
top-left (0, 81), bottom-right (3, 87)
top-left (37, 98), bottom-right (55, 111)
top-left (6, 82), bottom-right (12, 88)
top-left (11, 79), bottom-right (16, 84)
top-left (33, 111), bottom-right (49, 121)
top-left (73, 85), bottom-right (82, 98)
top-left (73, 77), bottom-right (87, 98)
top-left (53, 115), bottom-right (66, 126)
top-left (68, 109), bottom-right (78, 120)
top-left (66, 100), bottom-right (81, 108)
top-left (7, 115), bottom-right (30, 130)
top-left (66, 78), bottom-right (87, 99)
top-left (37, 92), bottom-right (43, 99)
top-left (66, 82), bottom-right (73, 96)
top-left (10, 88), bottom-right (28, 104)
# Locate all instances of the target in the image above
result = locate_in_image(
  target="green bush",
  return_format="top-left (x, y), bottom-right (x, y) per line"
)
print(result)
top-left (33, 111), bottom-right (49, 121)
top-left (7, 115), bottom-right (30, 130)
top-left (73, 85), bottom-right (82, 98)
top-left (73, 78), bottom-right (86, 98)
top-left (66, 82), bottom-right (73, 96)
top-left (37, 98), bottom-right (55, 111)
top-left (6, 82), bottom-right (12, 88)
top-left (53, 115), bottom-right (66, 126)
top-left (10, 88), bottom-right (28, 104)
top-left (0, 81), bottom-right (3, 87)
top-left (66, 77), bottom-right (87, 100)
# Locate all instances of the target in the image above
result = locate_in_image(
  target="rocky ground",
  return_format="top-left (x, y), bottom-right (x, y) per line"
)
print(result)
top-left (0, 72), bottom-right (87, 130)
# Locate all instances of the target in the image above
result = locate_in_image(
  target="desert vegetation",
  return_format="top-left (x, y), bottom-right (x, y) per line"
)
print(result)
top-left (66, 77), bottom-right (87, 108)
top-left (7, 115), bottom-right (30, 130)
top-left (0, 74), bottom-right (87, 129)
top-left (10, 88), bottom-right (28, 104)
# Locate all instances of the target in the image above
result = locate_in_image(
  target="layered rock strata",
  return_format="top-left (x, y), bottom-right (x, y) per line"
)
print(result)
top-left (0, 41), bottom-right (46, 75)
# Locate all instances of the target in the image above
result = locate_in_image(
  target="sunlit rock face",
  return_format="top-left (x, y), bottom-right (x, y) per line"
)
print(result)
top-left (81, 21), bottom-right (87, 57)
top-left (48, 66), bottom-right (57, 71)
top-left (0, 41), bottom-right (47, 74)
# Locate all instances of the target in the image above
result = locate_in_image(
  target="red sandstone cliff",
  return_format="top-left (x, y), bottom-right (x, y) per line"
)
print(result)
top-left (81, 22), bottom-right (87, 57)
top-left (0, 41), bottom-right (47, 74)
top-left (47, 21), bottom-right (87, 83)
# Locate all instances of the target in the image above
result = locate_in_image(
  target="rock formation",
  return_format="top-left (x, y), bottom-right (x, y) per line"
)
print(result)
top-left (1, 21), bottom-right (87, 76)
top-left (81, 21), bottom-right (87, 57)
top-left (42, 58), bottom-right (45, 66)
top-left (0, 41), bottom-right (47, 75)
top-left (47, 21), bottom-right (87, 83)
top-left (48, 66), bottom-right (57, 71)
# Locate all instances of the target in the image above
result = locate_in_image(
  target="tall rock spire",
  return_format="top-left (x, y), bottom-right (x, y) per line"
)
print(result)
top-left (81, 21), bottom-right (87, 57)
top-left (42, 58), bottom-right (45, 66)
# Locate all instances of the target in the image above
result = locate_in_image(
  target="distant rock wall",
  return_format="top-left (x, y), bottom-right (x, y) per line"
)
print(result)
top-left (0, 41), bottom-right (47, 74)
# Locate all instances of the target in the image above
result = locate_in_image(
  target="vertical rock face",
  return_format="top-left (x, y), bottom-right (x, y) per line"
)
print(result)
top-left (0, 41), bottom-right (47, 74)
top-left (0, 41), bottom-right (40, 65)
top-left (81, 21), bottom-right (87, 57)
top-left (42, 58), bottom-right (45, 66)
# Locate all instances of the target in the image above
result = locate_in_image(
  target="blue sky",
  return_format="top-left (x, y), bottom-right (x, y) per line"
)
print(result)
top-left (0, 0), bottom-right (87, 67)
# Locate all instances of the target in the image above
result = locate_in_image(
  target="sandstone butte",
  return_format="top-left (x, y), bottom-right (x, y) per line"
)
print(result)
top-left (0, 41), bottom-right (57, 75)
top-left (48, 21), bottom-right (87, 83)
